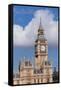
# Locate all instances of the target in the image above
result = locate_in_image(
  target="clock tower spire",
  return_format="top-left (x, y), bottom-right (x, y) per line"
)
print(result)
top-left (38, 19), bottom-right (45, 40)
top-left (35, 19), bottom-right (48, 68)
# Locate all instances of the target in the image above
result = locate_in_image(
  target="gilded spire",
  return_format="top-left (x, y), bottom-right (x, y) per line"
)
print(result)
top-left (37, 18), bottom-right (45, 40)
top-left (38, 18), bottom-right (44, 35)
top-left (39, 17), bottom-right (43, 30)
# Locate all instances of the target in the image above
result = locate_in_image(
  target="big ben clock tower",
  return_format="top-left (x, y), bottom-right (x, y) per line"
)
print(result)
top-left (35, 20), bottom-right (48, 69)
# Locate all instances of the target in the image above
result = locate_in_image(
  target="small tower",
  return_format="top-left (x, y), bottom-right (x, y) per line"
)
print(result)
top-left (35, 19), bottom-right (48, 69)
top-left (19, 58), bottom-right (33, 84)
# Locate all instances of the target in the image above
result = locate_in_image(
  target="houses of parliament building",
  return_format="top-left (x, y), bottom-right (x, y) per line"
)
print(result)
top-left (13, 20), bottom-right (53, 85)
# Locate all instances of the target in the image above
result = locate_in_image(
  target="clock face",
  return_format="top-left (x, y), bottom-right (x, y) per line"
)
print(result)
top-left (41, 45), bottom-right (45, 51)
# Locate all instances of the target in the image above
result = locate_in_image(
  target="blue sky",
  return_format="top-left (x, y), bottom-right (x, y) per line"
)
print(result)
top-left (13, 5), bottom-right (58, 27)
top-left (13, 5), bottom-right (59, 73)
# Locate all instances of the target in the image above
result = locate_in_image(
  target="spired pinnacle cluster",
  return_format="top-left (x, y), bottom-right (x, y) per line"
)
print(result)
top-left (13, 19), bottom-right (53, 85)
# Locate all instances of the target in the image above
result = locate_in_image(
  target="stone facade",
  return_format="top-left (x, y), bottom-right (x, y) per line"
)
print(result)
top-left (13, 21), bottom-right (53, 85)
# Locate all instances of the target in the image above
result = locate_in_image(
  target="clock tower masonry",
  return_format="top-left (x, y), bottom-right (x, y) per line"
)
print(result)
top-left (35, 21), bottom-right (48, 69)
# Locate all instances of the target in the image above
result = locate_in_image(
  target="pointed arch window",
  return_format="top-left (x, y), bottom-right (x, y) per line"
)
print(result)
top-left (38, 79), bottom-right (39, 83)
top-left (34, 79), bottom-right (36, 83)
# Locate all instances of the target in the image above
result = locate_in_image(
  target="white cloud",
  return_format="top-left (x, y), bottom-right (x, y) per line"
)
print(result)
top-left (13, 9), bottom-right (58, 47)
